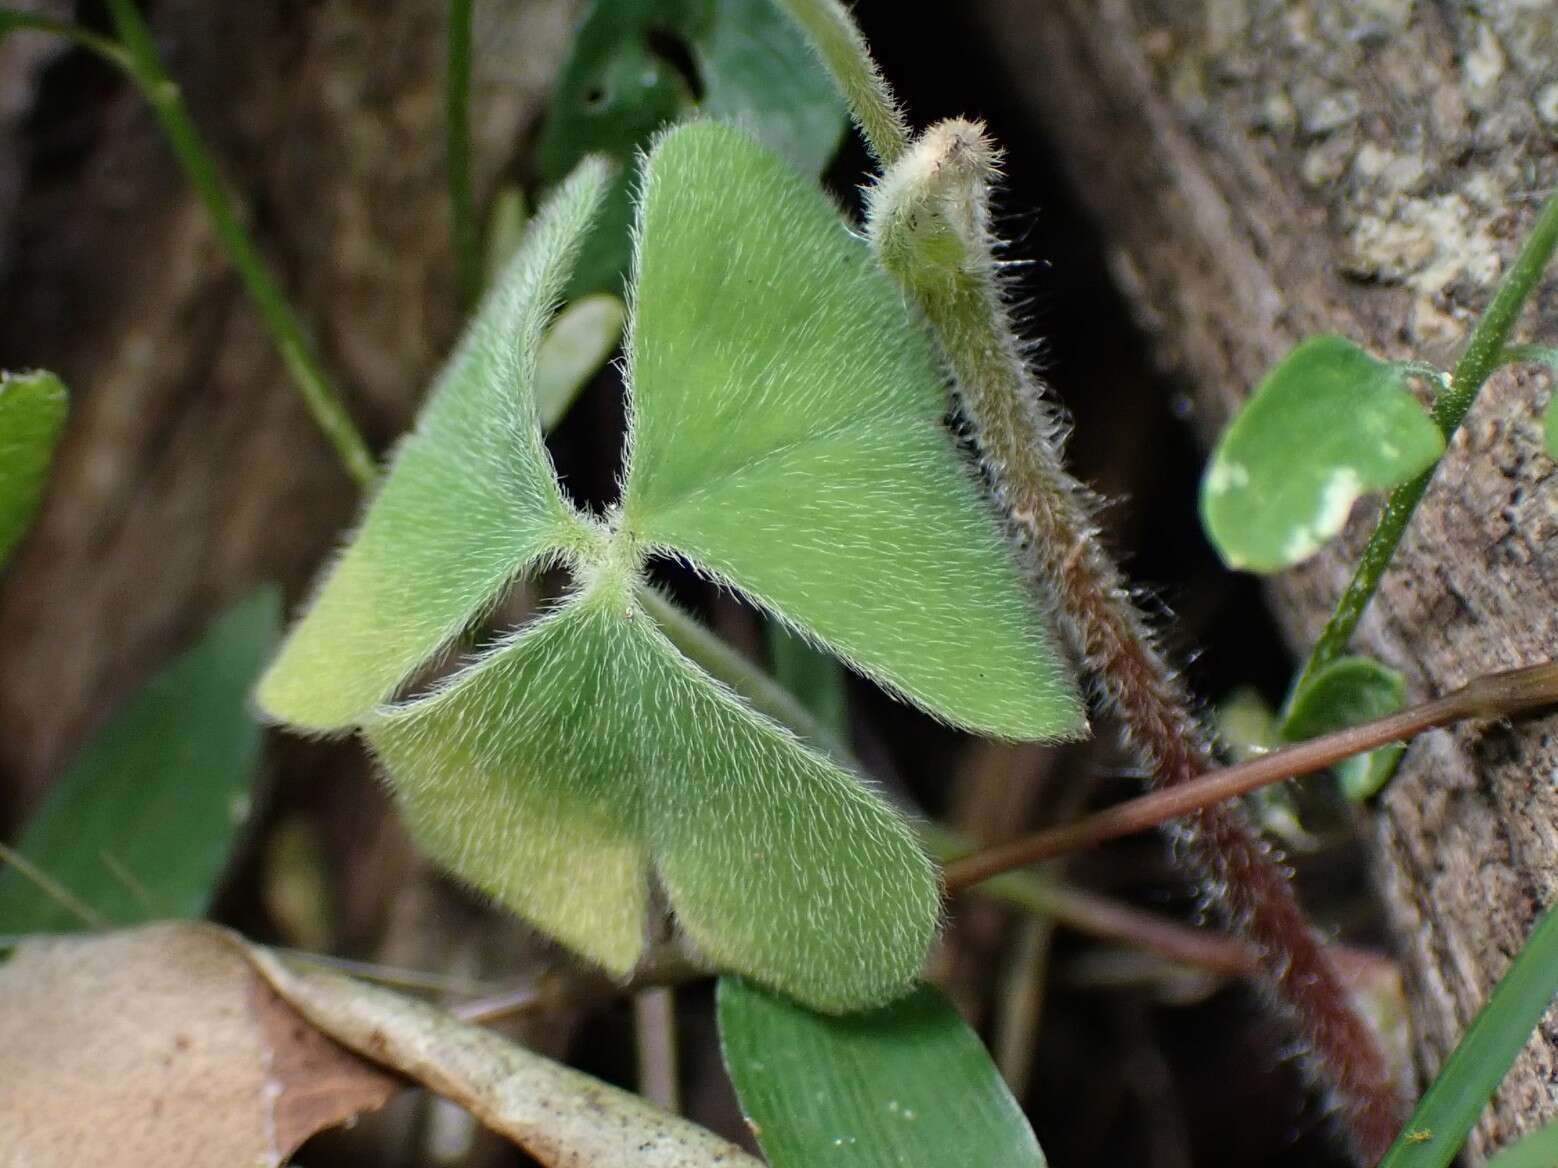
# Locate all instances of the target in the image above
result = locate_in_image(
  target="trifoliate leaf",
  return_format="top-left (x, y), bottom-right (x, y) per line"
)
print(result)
top-left (621, 122), bottom-right (1081, 742)
top-left (0, 369), bottom-right (68, 567)
top-left (1281, 655), bottom-right (1407, 801)
top-left (1201, 335), bottom-right (1444, 573)
top-left (369, 578), bottom-right (937, 1011)
top-left (717, 978), bottom-right (1047, 1166)
top-left (256, 160), bottom-right (610, 730)
top-left (535, 0), bottom-right (846, 297)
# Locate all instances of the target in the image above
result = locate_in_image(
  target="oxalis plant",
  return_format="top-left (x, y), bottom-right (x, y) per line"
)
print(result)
top-left (6, 0), bottom-right (1558, 1164)
top-left (257, 126), bottom-right (1082, 1012)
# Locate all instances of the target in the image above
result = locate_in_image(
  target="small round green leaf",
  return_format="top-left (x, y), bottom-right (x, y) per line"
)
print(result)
top-left (1281, 655), bottom-right (1407, 801)
top-left (0, 369), bottom-right (68, 567)
top-left (718, 977), bottom-right (1047, 1167)
top-left (1201, 335), bottom-right (1445, 572)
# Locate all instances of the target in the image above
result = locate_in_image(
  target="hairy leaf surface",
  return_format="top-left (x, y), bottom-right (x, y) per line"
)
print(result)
top-left (623, 123), bottom-right (1081, 741)
top-left (369, 579), bottom-right (938, 1011)
top-left (257, 161), bottom-right (609, 730)
top-left (1202, 335), bottom-right (1444, 572)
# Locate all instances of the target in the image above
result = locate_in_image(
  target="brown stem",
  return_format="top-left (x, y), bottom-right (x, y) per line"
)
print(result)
top-left (945, 661), bottom-right (1558, 888)
top-left (868, 121), bottom-right (1404, 1162)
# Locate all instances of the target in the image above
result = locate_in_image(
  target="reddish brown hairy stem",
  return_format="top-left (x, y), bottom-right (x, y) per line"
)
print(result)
top-left (868, 121), bottom-right (1403, 1161)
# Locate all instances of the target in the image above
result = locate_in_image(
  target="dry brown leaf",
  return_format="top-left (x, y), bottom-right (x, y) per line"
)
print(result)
top-left (246, 945), bottom-right (762, 1168)
top-left (0, 922), bottom-right (397, 1168)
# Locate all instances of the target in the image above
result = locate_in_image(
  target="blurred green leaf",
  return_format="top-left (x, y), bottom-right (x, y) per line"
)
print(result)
top-left (0, 589), bottom-right (280, 934)
top-left (1201, 335), bottom-right (1444, 572)
top-left (535, 292), bottom-right (625, 430)
top-left (623, 123), bottom-right (1082, 741)
top-left (535, 0), bottom-right (847, 296)
top-left (767, 622), bottom-right (848, 740)
top-left (1379, 903), bottom-right (1558, 1168)
top-left (1488, 1120), bottom-right (1558, 1168)
top-left (482, 184), bottom-right (530, 287)
top-left (0, 370), bottom-right (68, 567)
top-left (257, 160), bottom-right (610, 731)
top-left (1497, 345), bottom-right (1558, 460)
top-left (1281, 655), bottom-right (1407, 801)
top-left (1215, 687), bottom-right (1317, 849)
top-left (718, 977), bottom-right (1047, 1167)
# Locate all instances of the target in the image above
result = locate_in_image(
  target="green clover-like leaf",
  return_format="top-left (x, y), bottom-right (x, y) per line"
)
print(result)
top-left (623, 122), bottom-right (1081, 740)
top-left (1201, 335), bottom-right (1445, 573)
top-left (259, 125), bottom-right (1081, 1011)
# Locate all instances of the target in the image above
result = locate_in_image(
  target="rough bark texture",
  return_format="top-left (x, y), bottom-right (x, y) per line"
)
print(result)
top-left (0, 0), bottom-right (577, 819)
top-left (969, 0), bottom-right (1558, 1159)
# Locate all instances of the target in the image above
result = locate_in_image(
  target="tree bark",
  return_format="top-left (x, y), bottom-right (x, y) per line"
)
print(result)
top-left (968, 0), bottom-right (1558, 1159)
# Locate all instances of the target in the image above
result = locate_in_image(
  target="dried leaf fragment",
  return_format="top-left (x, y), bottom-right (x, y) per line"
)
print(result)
top-left (0, 923), bottom-right (396, 1168)
top-left (248, 944), bottom-right (761, 1167)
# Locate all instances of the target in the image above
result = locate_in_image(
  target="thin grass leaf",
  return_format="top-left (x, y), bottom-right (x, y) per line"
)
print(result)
top-left (1202, 335), bottom-right (1445, 572)
top-left (0, 590), bottom-right (279, 933)
top-left (718, 977), bottom-right (1046, 1166)
top-left (1378, 903), bottom-right (1558, 1168)
top-left (257, 160), bottom-right (610, 730)
top-left (0, 370), bottom-right (68, 567)
top-left (622, 122), bottom-right (1082, 741)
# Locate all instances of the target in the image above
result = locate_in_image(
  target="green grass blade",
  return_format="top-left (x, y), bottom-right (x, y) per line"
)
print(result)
top-left (1202, 335), bottom-right (1445, 572)
top-left (0, 590), bottom-right (279, 933)
top-left (0, 370), bottom-right (68, 567)
top-left (1379, 903), bottom-right (1558, 1168)
top-left (718, 977), bottom-right (1046, 1166)
top-left (535, 0), bottom-right (846, 297)
top-left (623, 122), bottom-right (1081, 742)
top-left (257, 159), bottom-right (610, 730)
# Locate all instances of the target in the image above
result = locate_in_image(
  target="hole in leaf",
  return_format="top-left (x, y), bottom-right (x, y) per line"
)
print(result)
top-left (390, 562), bottom-right (578, 704)
top-left (583, 84), bottom-right (610, 110)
